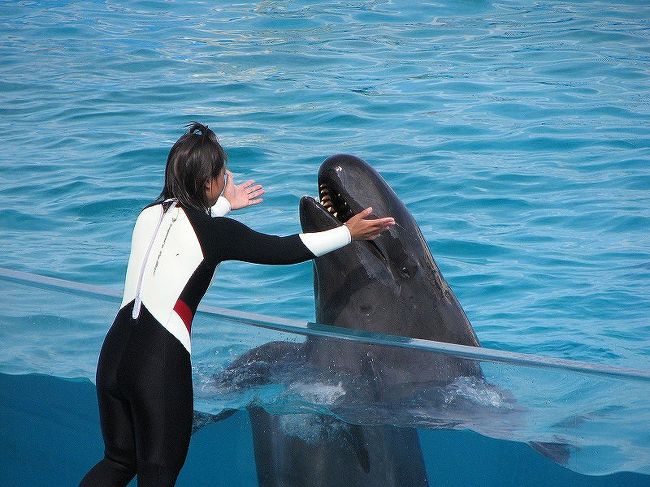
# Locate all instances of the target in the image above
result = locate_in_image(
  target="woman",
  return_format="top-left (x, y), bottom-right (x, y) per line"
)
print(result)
top-left (80, 122), bottom-right (394, 486)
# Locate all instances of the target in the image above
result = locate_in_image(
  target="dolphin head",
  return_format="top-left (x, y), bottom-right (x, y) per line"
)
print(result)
top-left (300, 154), bottom-right (480, 347)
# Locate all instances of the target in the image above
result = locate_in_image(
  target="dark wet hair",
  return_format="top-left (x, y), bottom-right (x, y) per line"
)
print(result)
top-left (155, 122), bottom-right (227, 212)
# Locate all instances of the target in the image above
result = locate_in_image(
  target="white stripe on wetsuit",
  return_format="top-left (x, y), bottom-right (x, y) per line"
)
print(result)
top-left (210, 196), bottom-right (231, 217)
top-left (132, 200), bottom-right (178, 320)
top-left (299, 225), bottom-right (352, 257)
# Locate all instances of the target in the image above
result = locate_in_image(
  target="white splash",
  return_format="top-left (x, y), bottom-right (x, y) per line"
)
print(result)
top-left (289, 381), bottom-right (346, 405)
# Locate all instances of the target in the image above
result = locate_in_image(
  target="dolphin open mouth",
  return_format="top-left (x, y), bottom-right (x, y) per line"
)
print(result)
top-left (305, 158), bottom-right (391, 264)
top-left (301, 155), bottom-right (394, 265)
top-left (300, 155), bottom-right (396, 262)
top-left (309, 155), bottom-right (374, 228)
top-left (317, 182), bottom-right (355, 224)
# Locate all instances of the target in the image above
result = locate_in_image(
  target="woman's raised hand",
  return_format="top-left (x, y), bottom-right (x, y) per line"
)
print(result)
top-left (344, 207), bottom-right (395, 240)
top-left (223, 170), bottom-right (265, 210)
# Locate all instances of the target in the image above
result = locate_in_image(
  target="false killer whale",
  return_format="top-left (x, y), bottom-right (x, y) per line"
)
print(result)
top-left (300, 154), bottom-right (481, 383)
top-left (217, 155), bottom-right (566, 486)
top-left (230, 155), bottom-right (486, 486)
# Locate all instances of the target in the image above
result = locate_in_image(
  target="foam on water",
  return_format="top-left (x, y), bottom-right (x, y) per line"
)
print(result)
top-left (288, 381), bottom-right (347, 405)
top-left (442, 376), bottom-right (507, 408)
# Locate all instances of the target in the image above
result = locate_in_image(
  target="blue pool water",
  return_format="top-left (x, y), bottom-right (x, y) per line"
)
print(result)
top-left (1, 0), bottom-right (649, 484)
top-left (2, 275), bottom-right (650, 485)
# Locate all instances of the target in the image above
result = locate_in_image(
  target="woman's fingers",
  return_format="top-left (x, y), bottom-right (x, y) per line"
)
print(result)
top-left (346, 207), bottom-right (372, 225)
top-left (359, 207), bottom-right (373, 218)
top-left (364, 218), bottom-right (394, 238)
top-left (225, 170), bottom-right (235, 189)
top-left (246, 184), bottom-right (264, 197)
top-left (237, 181), bottom-right (264, 195)
top-left (346, 207), bottom-right (395, 240)
top-left (371, 217), bottom-right (395, 230)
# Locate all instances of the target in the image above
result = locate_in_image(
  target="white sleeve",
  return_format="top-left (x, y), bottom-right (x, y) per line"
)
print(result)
top-left (210, 196), bottom-right (231, 217)
top-left (299, 225), bottom-right (352, 257)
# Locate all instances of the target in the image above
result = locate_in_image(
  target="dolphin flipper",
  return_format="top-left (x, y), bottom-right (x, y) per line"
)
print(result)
top-left (191, 408), bottom-right (238, 434)
top-left (529, 440), bottom-right (572, 465)
top-left (345, 424), bottom-right (370, 473)
top-left (214, 340), bottom-right (306, 390)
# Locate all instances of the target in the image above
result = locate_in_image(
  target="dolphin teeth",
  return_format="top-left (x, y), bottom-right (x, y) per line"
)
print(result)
top-left (318, 183), bottom-right (343, 219)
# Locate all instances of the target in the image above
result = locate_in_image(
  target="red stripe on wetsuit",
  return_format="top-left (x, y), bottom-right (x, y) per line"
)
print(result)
top-left (173, 299), bottom-right (193, 334)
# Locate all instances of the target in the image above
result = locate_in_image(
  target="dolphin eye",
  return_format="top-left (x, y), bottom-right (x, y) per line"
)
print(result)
top-left (396, 256), bottom-right (417, 279)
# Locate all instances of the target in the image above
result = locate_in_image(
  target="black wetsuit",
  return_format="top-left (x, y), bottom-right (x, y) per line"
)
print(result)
top-left (80, 200), bottom-right (349, 486)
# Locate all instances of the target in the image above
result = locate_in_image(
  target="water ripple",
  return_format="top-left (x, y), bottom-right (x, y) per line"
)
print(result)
top-left (0, 0), bottom-right (648, 371)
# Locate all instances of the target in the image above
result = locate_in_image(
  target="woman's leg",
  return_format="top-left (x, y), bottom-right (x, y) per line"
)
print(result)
top-left (130, 369), bottom-right (193, 487)
top-left (81, 307), bottom-right (193, 486)
top-left (124, 315), bottom-right (194, 487)
top-left (79, 386), bottom-right (137, 486)
top-left (80, 313), bottom-right (137, 486)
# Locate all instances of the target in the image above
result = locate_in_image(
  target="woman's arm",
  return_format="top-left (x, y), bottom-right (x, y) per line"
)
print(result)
top-left (212, 217), bottom-right (344, 265)
top-left (211, 207), bottom-right (393, 265)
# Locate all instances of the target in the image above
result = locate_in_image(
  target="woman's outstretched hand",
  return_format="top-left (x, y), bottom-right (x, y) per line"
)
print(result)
top-left (223, 170), bottom-right (265, 210)
top-left (345, 207), bottom-right (395, 240)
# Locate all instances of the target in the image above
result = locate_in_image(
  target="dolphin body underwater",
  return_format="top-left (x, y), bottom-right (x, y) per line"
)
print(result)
top-left (215, 155), bottom-right (566, 486)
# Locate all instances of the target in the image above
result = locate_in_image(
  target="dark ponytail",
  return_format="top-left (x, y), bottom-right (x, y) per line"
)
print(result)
top-left (155, 122), bottom-right (227, 211)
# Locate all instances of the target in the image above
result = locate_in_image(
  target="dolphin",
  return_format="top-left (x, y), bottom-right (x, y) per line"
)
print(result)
top-left (236, 154), bottom-right (485, 486)
top-left (216, 155), bottom-right (567, 485)
top-left (300, 154), bottom-right (481, 384)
